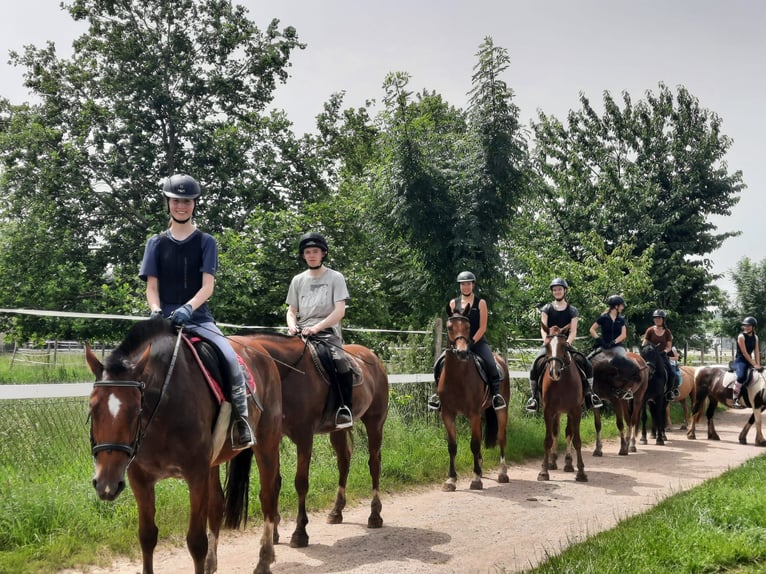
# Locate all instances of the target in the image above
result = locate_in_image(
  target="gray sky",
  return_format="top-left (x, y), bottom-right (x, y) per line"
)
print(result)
top-left (2, 0), bottom-right (763, 296)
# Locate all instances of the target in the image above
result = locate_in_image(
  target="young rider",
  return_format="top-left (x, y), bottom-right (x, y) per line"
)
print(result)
top-left (590, 295), bottom-right (628, 357)
top-left (525, 278), bottom-right (602, 412)
top-left (641, 309), bottom-right (679, 398)
top-left (732, 316), bottom-right (762, 407)
top-left (139, 174), bottom-right (254, 450)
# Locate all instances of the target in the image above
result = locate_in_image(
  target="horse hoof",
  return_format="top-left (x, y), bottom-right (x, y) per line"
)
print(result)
top-left (469, 479), bottom-right (483, 490)
top-left (537, 472), bottom-right (549, 481)
top-left (368, 516), bottom-right (383, 529)
top-left (592, 449), bottom-right (603, 457)
top-left (629, 446), bottom-right (637, 453)
top-left (289, 533), bottom-right (309, 548)
top-left (656, 439), bottom-right (665, 446)
top-left (576, 473), bottom-right (588, 482)
top-left (442, 482), bottom-right (456, 492)
top-left (564, 464), bottom-right (574, 473)
top-left (639, 438), bottom-right (647, 445)
top-left (326, 512), bottom-right (343, 525)
top-left (739, 437), bottom-right (748, 445)
top-left (687, 433), bottom-right (696, 440)
top-left (497, 473), bottom-right (510, 484)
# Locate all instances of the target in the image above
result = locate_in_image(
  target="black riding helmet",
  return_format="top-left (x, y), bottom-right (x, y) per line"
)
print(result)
top-left (742, 316), bottom-right (758, 328)
top-left (298, 232), bottom-right (328, 264)
top-left (163, 174), bottom-right (200, 222)
top-left (549, 278), bottom-right (568, 289)
top-left (652, 309), bottom-right (666, 318)
top-left (457, 271), bottom-right (476, 283)
top-left (607, 295), bottom-right (626, 309)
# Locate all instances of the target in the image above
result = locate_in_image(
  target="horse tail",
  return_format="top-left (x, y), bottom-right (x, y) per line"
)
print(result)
top-left (223, 449), bottom-right (253, 529)
top-left (484, 407), bottom-right (499, 449)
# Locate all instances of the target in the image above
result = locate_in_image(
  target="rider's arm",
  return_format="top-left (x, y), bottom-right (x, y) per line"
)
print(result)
top-left (737, 334), bottom-right (753, 365)
top-left (614, 325), bottom-right (627, 345)
top-left (755, 336), bottom-right (762, 368)
top-left (145, 276), bottom-right (161, 314)
top-left (589, 321), bottom-right (599, 339)
top-left (567, 317), bottom-right (578, 345)
top-left (540, 311), bottom-right (549, 343)
top-left (472, 298), bottom-right (489, 342)
top-left (301, 301), bottom-right (346, 337)
top-left (186, 272), bottom-right (215, 311)
top-left (286, 304), bottom-right (300, 335)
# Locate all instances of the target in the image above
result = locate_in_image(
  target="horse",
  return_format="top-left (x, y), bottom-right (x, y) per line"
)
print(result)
top-left (665, 365), bottom-right (696, 431)
top-left (435, 303), bottom-right (510, 491)
top-left (86, 319), bottom-right (282, 574)
top-left (638, 344), bottom-right (669, 446)
top-left (236, 330), bottom-right (389, 548)
top-left (590, 348), bottom-right (649, 456)
top-left (537, 325), bottom-right (587, 482)
top-left (688, 365), bottom-right (766, 445)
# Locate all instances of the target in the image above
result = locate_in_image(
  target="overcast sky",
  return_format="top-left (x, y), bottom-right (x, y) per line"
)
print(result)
top-left (2, 0), bottom-right (763, 296)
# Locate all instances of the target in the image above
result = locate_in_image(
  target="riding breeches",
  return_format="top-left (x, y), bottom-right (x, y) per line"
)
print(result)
top-left (734, 357), bottom-right (752, 385)
top-left (471, 340), bottom-right (500, 382)
top-left (185, 321), bottom-right (241, 383)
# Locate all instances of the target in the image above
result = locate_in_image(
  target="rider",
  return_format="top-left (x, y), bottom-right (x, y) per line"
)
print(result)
top-left (732, 316), bottom-right (762, 407)
top-left (427, 271), bottom-right (506, 411)
top-left (286, 232), bottom-right (353, 429)
top-left (139, 174), bottom-right (254, 450)
top-left (641, 309), bottom-right (679, 399)
top-left (525, 278), bottom-right (602, 413)
top-left (589, 295), bottom-right (628, 357)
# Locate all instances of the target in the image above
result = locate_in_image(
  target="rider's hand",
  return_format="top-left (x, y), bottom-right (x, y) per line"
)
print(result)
top-left (758, 366), bottom-right (764, 372)
top-left (287, 326), bottom-right (301, 336)
top-left (170, 304), bottom-right (193, 326)
top-left (149, 309), bottom-right (163, 320)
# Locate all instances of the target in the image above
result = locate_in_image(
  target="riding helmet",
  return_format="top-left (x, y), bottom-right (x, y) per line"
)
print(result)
top-left (162, 174), bottom-right (201, 199)
top-left (457, 271), bottom-right (476, 283)
top-left (607, 295), bottom-right (626, 308)
top-left (549, 278), bottom-right (569, 290)
top-left (652, 309), bottom-right (667, 318)
top-left (742, 316), bottom-right (758, 327)
top-left (298, 232), bottom-right (328, 255)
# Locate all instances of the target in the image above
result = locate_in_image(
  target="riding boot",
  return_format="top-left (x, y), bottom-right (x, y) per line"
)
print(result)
top-left (427, 384), bottom-right (441, 411)
top-left (230, 374), bottom-right (254, 450)
top-left (585, 377), bottom-right (602, 409)
top-left (525, 379), bottom-right (539, 412)
top-left (335, 370), bottom-right (353, 429)
top-left (732, 382), bottom-right (744, 408)
top-left (490, 377), bottom-right (506, 410)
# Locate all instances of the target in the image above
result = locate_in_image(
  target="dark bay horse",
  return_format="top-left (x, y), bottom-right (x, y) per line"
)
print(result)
top-left (688, 365), bottom-right (766, 445)
top-left (590, 348), bottom-right (649, 456)
top-left (665, 365), bottom-right (696, 431)
top-left (435, 303), bottom-right (510, 491)
top-left (638, 344), bottom-right (669, 446)
top-left (86, 319), bottom-right (282, 574)
top-left (237, 331), bottom-right (389, 548)
top-left (537, 325), bottom-right (587, 482)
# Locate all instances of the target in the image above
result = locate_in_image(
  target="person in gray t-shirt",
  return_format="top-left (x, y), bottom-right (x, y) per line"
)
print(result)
top-left (286, 232), bottom-right (353, 429)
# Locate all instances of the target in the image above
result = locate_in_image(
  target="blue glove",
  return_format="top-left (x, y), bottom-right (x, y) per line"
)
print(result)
top-left (170, 304), bottom-right (193, 326)
top-left (149, 309), bottom-right (163, 320)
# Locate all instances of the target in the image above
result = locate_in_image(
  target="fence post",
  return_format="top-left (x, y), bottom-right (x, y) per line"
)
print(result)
top-left (433, 317), bottom-right (442, 361)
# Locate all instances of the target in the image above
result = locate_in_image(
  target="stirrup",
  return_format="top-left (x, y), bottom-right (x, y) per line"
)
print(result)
top-left (427, 394), bottom-right (441, 411)
top-left (620, 389), bottom-right (633, 401)
top-left (492, 394), bottom-right (507, 410)
top-left (525, 397), bottom-right (538, 413)
top-left (590, 394), bottom-right (603, 409)
top-left (335, 406), bottom-right (353, 429)
top-left (230, 419), bottom-right (255, 451)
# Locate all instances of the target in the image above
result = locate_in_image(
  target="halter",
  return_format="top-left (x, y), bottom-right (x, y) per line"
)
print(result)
top-left (89, 328), bottom-right (184, 465)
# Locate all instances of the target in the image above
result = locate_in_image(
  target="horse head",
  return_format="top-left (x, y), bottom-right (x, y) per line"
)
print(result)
top-left (542, 324), bottom-right (570, 381)
top-left (445, 302), bottom-right (472, 359)
top-left (85, 320), bottom-right (170, 501)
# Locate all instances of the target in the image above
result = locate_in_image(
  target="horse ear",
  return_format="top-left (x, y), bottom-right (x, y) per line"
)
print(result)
top-left (463, 302), bottom-right (471, 316)
top-left (85, 342), bottom-right (103, 379)
top-left (133, 345), bottom-right (153, 376)
top-left (561, 324), bottom-right (571, 334)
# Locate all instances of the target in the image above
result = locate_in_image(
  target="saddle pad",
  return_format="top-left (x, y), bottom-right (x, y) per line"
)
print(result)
top-left (184, 336), bottom-right (256, 404)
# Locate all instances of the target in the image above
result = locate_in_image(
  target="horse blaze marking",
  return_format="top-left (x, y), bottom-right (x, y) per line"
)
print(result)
top-left (108, 393), bottom-right (121, 419)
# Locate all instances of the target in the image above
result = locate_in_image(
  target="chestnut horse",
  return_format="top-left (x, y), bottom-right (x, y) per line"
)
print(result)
top-left (665, 365), bottom-right (696, 431)
top-left (436, 303), bottom-right (510, 491)
top-left (688, 365), bottom-right (766, 445)
top-left (87, 319), bottom-right (282, 574)
top-left (537, 325), bottom-right (587, 482)
top-left (238, 331), bottom-right (389, 548)
top-left (590, 348), bottom-right (649, 456)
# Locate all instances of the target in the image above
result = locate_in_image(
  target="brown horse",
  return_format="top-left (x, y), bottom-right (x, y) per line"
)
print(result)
top-left (664, 365), bottom-right (697, 431)
top-left (237, 331), bottom-right (389, 548)
top-left (688, 365), bottom-right (766, 444)
top-left (86, 319), bottom-right (282, 574)
top-left (435, 303), bottom-right (510, 491)
top-left (590, 349), bottom-right (649, 456)
top-left (537, 325), bottom-right (587, 482)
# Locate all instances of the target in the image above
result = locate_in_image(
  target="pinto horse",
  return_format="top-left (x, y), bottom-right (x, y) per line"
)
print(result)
top-left (237, 331), bottom-right (389, 548)
top-left (86, 319), bottom-right (282, 574)
top-left (665, 365), bottom-right (696, 431)
top-left (436, 303), bottom-right (510, 491)
top-left (537, 325), bottom-right (587, 482)
top-left (638, 344), bottom-right (669, 446)
top-left (688, 365), bottom-right (766, 445)
top-left (590, 348), bottom-right (649, 456)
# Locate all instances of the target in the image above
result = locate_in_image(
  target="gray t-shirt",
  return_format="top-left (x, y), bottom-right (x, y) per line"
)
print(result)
top-left (286, 267), bottom-right (350, 339)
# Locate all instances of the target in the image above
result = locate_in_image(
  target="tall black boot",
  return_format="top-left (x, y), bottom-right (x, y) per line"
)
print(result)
top-left (490, 378), bottom-right (506, 410)
top-left (525, 379), bottom-right (539, 412)
top-left (335, 370), bottom-right (353, 430)
top-left (230, 373), bottom-right (254, 450)
top-left (584, 377), bottom-right (602, 409)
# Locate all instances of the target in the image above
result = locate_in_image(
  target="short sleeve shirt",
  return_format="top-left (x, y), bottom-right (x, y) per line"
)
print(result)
top-left (286, 268), bottom-right (350, 339)
top-left (596, 313), bottom-right (627, 345)
top-left (542, 302), bottom-right (579, 329)
top-left (643, 327), bottom-right (672, 350)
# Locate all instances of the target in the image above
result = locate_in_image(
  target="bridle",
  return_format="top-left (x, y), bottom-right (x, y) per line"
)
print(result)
top-left (89, 328), bottom-right (184, 465)
top-left (446, 314), bottom-right (472, 350)
top-left (543, 332), bottom-right (571, 376)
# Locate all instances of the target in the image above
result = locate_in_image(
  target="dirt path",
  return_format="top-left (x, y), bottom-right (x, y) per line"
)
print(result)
top-left (63, 408), bottom-right (765, 574)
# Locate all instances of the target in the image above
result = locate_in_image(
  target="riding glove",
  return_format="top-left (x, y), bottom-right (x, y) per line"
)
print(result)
top-left (149, 309), bottom-right (164, 320)
top-left (170, 304), bottom-right (193, 326)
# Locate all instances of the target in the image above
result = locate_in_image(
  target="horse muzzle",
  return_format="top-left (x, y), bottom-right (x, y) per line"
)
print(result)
top-left (92, 456), bottom-right (129, 501)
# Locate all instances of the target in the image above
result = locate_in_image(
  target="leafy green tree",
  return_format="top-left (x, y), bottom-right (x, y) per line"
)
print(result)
top-left (530, 83), bottom-right (743, 343)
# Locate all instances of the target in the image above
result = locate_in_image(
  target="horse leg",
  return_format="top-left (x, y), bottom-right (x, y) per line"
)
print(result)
top-left (564, 429), bottom-right (574, 472)
top-left (706, 399), bottom-right (720, 441)
top-left (753, 408), bottom-right (766, 446)
top-left (640, 401), bottom-right (649, 445)
top-left (569, 411), bottom-right (587, 482)
top-left (680, 399), bottom-right (689, 431)
top-left (652, 400), bottom-right (666, 446)
top-left (442, 414), bottom-right (459, 492)
top-left (290, 437), bottom-right (313, 548)
top-left (327, 429), bottom-right (351, 524)
top-left (184, 471), bottom-right (212, 574)
top-left (206, 468), bottom-right (223, 574)
top-left (469, 415), bottom-right (484, 490)
top-left (549, 415), bottom-right (560, 470)
top-left (613, 402), bottom-right (629, 456)
top-left (739, 413), bottom-right (754, 445)
top-left (538, 413), bottom-right (557, 481)
top-left (128, 468), bottom-right (159, 574)
top-left (592, 407), bottom-right (603, 457)
top-left (496, 410), bottom-right (510, 484)
top-left (253, 438), bottom-right (281, 573)
top-left (363, 417), bottom-right (385, 528)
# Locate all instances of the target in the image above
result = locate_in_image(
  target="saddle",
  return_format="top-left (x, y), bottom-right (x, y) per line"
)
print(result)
top-left (184, 335), bottom-right (255, 405)
top-left (433, 350), bottom-right (504, 386)
top-left (306, 338), bottom-right (360, 426)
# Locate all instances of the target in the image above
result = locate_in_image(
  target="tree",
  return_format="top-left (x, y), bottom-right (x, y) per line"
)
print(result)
top-left (530, 83), bottom-right (744, 342)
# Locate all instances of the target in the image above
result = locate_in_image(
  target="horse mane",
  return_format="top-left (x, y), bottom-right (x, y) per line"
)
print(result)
top-left (105, 319), bottom-right (176, 373)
